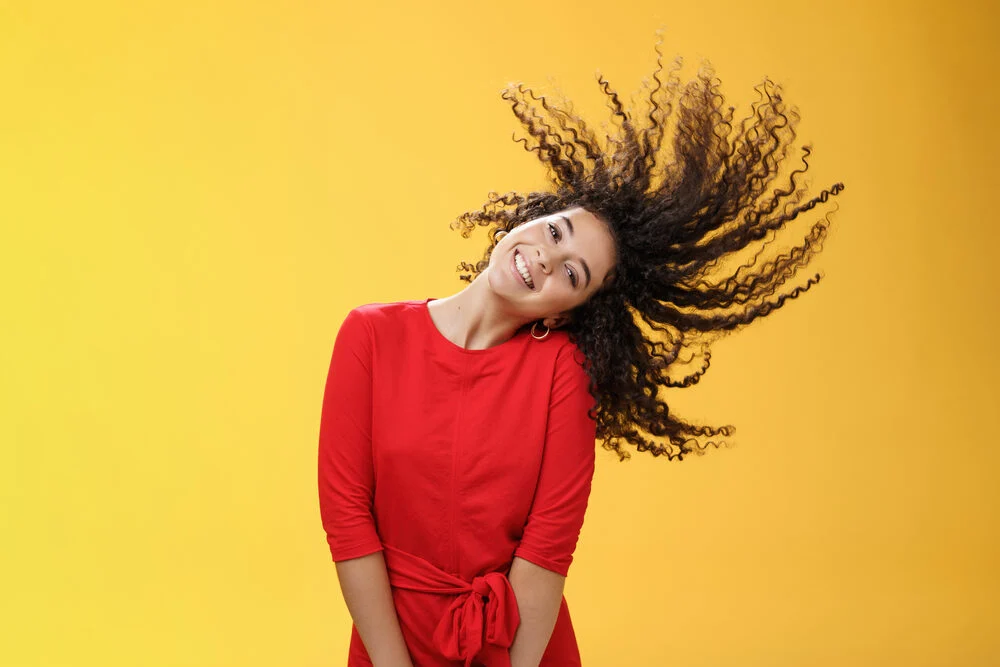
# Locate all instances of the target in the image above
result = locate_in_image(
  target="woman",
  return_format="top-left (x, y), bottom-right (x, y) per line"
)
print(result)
top-left (318, 34), bottom-right (844, 667)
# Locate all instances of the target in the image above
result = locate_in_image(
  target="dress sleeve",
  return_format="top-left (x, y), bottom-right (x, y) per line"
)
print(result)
top-left (513, 340), bottom-right (598, 577)
top-left (317, 308), bottom-right (384, 562)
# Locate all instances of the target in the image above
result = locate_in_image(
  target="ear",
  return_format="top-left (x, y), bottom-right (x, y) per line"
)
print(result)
top-left (542, 314), bottom-right (571, 330)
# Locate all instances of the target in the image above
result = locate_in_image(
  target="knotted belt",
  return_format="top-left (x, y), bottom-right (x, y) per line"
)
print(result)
top-left (382, 543), bottom-right (521, 667)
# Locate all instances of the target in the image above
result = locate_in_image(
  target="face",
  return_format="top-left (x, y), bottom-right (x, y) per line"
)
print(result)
top-left (487, 206), bottom-right (617, 329)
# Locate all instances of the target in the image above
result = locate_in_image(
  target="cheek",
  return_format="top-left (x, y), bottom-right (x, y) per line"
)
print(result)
top-left (558, 283), bottom-right (583, 305)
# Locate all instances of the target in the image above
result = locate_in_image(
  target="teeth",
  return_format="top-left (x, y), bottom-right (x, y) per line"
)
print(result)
top-left (515, 251), bottom-right (534, 288)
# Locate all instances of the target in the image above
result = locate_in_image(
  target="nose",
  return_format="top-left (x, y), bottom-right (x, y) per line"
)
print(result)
top-left (535, 247), bottom-right (551, 275)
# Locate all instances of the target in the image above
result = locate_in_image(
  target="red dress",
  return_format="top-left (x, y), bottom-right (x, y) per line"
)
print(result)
top-left (318, 298), bottom-right (597, 666)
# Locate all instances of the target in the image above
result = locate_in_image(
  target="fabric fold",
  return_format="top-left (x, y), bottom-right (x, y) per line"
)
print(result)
top-left (383, 543), bottom-right (520, 667)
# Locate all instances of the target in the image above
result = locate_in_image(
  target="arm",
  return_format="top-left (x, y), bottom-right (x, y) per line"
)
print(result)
top-left (509, 342), bottom-right (598, 666)
top-left (318, 309), bottom-right (413, 667)
top-left (336, 552), bottom-right (414, 667)
top-left (508, 556), bottom-right (566, 667)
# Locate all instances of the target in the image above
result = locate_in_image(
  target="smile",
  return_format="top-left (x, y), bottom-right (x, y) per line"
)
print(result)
top-left (512, 249), bottom-right (535, 289)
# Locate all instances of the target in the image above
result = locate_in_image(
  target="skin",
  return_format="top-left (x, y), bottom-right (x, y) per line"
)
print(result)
top-left (428, 205), bottom-right (618, 350)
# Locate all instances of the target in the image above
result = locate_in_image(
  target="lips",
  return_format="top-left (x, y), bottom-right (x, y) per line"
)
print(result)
top-left (512, 248), bottom-right (533, 290)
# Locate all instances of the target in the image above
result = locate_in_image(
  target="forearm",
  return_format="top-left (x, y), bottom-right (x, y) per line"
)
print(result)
top-left (335, 550), bottom-right (414, 667)
top-left (507, 556), bottom-right (566, 667)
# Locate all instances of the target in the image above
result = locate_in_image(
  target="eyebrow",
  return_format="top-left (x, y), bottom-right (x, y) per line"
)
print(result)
top-left (557, 215), bottom-right (591, 289)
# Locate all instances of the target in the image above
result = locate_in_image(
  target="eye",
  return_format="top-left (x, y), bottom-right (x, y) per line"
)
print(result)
top-left (547, 222), bottom-right (561, 242)
top-left (548, 222), bottom-right (578, 287)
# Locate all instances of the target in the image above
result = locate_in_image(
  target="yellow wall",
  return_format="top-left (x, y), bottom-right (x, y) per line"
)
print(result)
top-left (2, 1), bottom-right (997, 665)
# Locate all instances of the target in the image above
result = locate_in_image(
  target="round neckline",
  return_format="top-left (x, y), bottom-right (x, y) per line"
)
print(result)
top-left (421, 297), bottom-right (529, 355)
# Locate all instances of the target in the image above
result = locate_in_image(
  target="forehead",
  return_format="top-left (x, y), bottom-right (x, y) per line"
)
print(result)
top-left (555, 207), bottom-right (614, 250)
top-left (560, 206), bottom-right (605, 232)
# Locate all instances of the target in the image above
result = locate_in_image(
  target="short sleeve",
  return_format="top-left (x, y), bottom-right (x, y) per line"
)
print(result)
top-left (513, 341), bottom-right (598, 577)
top-left (317, 308), bottom-right (384, 562)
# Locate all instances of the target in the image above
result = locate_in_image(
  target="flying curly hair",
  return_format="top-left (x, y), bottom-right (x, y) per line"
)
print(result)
top-left (448, 33), bottom-right (845, 462)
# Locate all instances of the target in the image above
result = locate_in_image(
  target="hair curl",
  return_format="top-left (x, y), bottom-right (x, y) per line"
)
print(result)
top-left (449, 33), bottom-right (845, 462)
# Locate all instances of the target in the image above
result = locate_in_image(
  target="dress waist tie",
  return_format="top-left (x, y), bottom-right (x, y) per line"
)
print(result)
top-left (382, 543), bottom-right (521, 667)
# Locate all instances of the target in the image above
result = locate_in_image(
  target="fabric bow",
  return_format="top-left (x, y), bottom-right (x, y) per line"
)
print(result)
top-left (433, 571), bottom-right (520, 667)
top-left (382, 543), bottom-right (521, 667)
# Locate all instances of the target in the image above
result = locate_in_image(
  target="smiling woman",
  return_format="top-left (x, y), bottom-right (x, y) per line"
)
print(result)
top-left (319, 30), bottom-right (845, 667)
top-left (487, 205), bottom-right (618, 327)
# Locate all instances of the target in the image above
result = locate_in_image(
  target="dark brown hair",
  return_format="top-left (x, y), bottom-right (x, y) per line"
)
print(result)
top-left (450, 33), bottom-right (845, 461)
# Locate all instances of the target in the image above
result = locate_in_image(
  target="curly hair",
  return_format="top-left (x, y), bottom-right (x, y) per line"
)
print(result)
top-left (448, 33), bottom-right (845, 462)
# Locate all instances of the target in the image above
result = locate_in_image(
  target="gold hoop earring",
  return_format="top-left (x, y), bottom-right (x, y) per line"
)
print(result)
top-left (530, 321), bottom-right (550, 340)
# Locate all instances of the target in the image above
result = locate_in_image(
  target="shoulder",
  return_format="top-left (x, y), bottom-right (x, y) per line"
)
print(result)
top-left (545, 331), bottom-right (597, 414)
top-left (552, 330), bottom-right (589, 368)
top-left (342, 299), bottom-right (423, 328)
top-left (544, 331), bottom-right (592, 393)
top-left (348, 299), bottom-right (419, 318)
top-left (520, 326), bottom-right (587, 366)
top-left (336, 299), bottom-right (428, 350)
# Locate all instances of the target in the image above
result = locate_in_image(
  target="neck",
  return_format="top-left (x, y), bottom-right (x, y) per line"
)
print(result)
top-left (429, 268), bottom-right (531, 351)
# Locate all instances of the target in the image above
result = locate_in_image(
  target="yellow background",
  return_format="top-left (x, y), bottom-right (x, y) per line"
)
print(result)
top-left (2, 1), bottom-right (997, 665)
